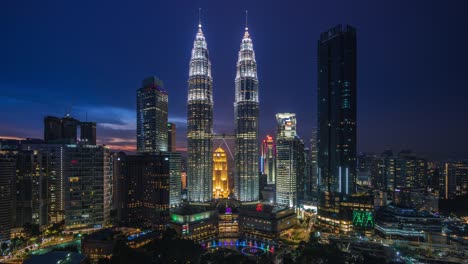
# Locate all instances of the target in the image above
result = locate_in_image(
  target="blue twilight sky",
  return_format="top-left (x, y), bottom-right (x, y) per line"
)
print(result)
top-left (1, 0), bottom-right (468, 160)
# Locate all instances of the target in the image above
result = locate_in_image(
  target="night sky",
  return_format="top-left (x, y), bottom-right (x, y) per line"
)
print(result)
top-left (1, 0), bottom-right (468, 160)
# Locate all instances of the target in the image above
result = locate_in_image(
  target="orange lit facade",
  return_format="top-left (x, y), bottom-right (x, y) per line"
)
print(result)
top-left (213, 147), bottom-right (229, 199)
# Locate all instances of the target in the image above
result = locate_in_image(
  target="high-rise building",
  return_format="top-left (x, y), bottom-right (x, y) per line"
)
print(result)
top-left (44, 116), bottom-right (96, 145)
top-left (234, 24), bottom-right (259, 202)
top-left (168, 152), bottom-right (182, 207)
top-left (21, 144), bottom-right (65, 223)
top-left (213, 147), bottom-right (229, 199)
top-left (116, 153), bottom-right (174, 230)
top-left (62, 115), bottom-right (79, 143)
top-left (261, 135), bottom-right (276, 185)
top-left (80, 122), bottom-right (97, 145)
top-left (15, 150), bottom-right (50, 228)
top-left (63, 144), bottom-right (112, 229)
top-left (0, 156), bottom-right (15, 242)
top-left (137, 76), bottom-right (169, 153)
top-left (187, 22), bottom-right (213, 202)
top-left (309, 129), bottom-right (318, 198)
top-left (167, 122), bottom-right (177, 152)
top-left (356, 152), bottom-right (378, 188)
top-left (396, 150), bottom-right (428, 190)
top-left (44, 116), bottom-right (63, 144)
top-left (317, 24), bottom-right (357, 195)
top-left (275, 113), bottom-right (305, 208)
top-left (444, 161), bottom-right (468, 199)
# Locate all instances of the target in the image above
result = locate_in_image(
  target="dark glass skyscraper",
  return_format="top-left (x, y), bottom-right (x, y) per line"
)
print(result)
top-left (44, 116), bottom-right (96, 145)
top-left (167, 122), bottom-right (177, 152)
top-left (137, 76), bottom-right (169, 153)
top-left (187, 23), bottom-right (213, 202)
top-left (80, 122), bottom-right (96, 145)
top-left (235, 25), bottom-right (259, 202)
top-left (317, 24), bottom-right (357, 195)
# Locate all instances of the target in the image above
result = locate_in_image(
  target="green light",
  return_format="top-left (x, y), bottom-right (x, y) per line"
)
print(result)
top-left (352, 210), bottom-right (374, 228)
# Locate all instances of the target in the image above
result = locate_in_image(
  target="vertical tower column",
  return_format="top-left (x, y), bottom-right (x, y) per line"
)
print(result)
top-left (187, 23), bottom-right (213, 202)
top-left (234, 24), bottom-right (260, 202)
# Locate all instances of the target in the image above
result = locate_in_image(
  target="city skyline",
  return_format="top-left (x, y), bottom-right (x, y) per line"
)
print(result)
top-left (2, 1), bottom-right (468, 160)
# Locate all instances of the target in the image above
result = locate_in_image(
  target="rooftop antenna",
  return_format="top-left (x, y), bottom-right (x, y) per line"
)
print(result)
top-left (245, 10), bottom-right (248, 30)
top-left (198, 8), bottom-right (202, 28)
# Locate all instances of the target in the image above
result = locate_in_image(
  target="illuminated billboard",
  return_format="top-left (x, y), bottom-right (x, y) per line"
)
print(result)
top-left (352, 210), bottom-right (374, 229)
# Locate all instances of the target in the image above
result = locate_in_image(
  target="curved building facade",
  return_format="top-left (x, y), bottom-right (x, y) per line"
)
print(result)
top-left (187, 23), bottom-right (213, 202)
top-left (213, 147), bottom-right (229, 199)
top-left (234, 26), bottom-right (259, 202)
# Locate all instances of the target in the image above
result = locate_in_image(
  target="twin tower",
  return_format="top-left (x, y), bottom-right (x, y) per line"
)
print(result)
top-left (187, 20), bottom-right (259, 202)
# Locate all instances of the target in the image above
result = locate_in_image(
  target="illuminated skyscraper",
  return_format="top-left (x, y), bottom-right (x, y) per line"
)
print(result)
top-left (317, 25), bottom-right (357, 195)
top-left (187, 22), bottom-right (213, 202)
top-left (309, 128), bottom-right (318, 197)
top-left (235, 22), bottom-right (259, 202)
top-left (0, 156), bottom-right (15, 242)
top-left (63, 144), bottom-right (112, 229)
top-left (137, 76), bottom-right (169, 153)
top-left (261, 135), bottom-right (276, 185)
top-left (275, 113), bottom-right (305, 208)
top-left (213, 147), bottom-right (229, 199)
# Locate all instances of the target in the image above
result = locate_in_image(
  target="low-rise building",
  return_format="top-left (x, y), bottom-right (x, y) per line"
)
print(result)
top-left (238, 203), bottom-right (296, 243)
top-left (375, 205), bottom-right (442, 241)
top-left (169, 205), bottom-right (218, 243)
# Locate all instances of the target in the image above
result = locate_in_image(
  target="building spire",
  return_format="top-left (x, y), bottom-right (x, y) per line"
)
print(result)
top-left (245, 10), bottom-right (248, 31)
top-left (198, 8), bottom-right (202, 28)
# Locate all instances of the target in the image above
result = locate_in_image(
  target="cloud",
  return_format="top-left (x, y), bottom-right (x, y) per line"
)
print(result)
top-left (74, 105), bottom-right (136, 131)
top-left (168, 117), bottom-right (187, 127)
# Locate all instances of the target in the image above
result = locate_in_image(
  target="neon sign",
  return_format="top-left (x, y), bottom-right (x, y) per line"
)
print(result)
top-left (256, 203), bottom-right (263, 212)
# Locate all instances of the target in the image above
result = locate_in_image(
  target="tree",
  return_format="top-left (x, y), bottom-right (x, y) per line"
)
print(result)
top-left (1, 242), bottom-right (8, 252)
top-left (23, 223), bottom-right (41, 237)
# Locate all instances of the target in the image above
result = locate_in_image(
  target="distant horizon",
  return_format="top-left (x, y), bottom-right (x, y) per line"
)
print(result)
top-left (1, 133), bottom-right (466, 162)
top-left (2, 0), bottom-right (468, 161)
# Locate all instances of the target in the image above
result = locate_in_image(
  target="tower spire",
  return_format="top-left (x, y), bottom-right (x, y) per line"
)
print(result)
top-left (245, 10), bottom-right (248, 31)
top-left (198, 8), bottom-right (202, 28)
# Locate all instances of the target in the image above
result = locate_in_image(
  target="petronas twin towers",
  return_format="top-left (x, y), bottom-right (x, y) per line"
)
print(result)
top-left (187, 18), bottom-right (259, 202)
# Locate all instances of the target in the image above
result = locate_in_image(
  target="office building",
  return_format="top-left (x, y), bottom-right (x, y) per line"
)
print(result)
top-left (167, 122), bottom-right (177, 152)
top-left (0, 156), bottom-right (15, 242)
top-left (396, 150), bottom-right (428, 190)
top-left (63, 144), bottom-right (112, 229)
top-left (170, 205), bottom-right (218, 243)
top-left (44, 116), bottom-right (96, 145)
top-left (168, 152), bottom-right (182, 207)
top-left (317, 192), bottom-right (374, 235)
top-left (15, 150), bottom-right (50, 228)
top-left (238, 203), bottom-right (296, 243)
top-left (309, 129), bottom-right (318, 199)
top-left (21, 144), bottom-right (65, 222)
top-left (44, 116), bottom-right (63, 144)
top-left (261, 135), bottom-right (276, 185)
top-left (213, 147), bottom-right (229, 199)
top-left (317, 24), bottom-right (357, 195)
top-left (136, 76), bottom-right (169, 153)
top-left (117, 153), bottom-right (180, 230)
top-left (275, 114), bottom-right (305, 208)
top-left (187, 22), bottom-right (213, 202)
top-left (234, 24), bottom-right (260, 202)
top-left (444, 161), bottom-right (468, 199)
top-left (80, 122), bottom-right (97, 145)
